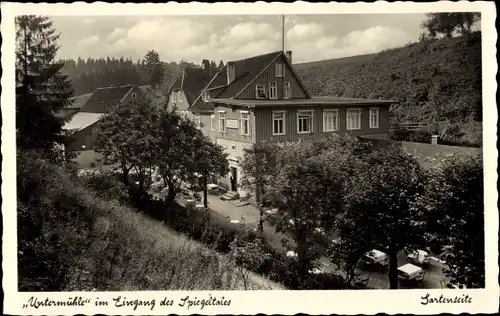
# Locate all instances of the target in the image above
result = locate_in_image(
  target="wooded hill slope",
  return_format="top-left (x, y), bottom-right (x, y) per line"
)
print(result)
top-left (295, 32), bottom-right (482, 124)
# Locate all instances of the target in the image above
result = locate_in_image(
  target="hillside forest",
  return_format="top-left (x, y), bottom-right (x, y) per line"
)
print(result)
top-left (60, 13), bottom-right (482, 147)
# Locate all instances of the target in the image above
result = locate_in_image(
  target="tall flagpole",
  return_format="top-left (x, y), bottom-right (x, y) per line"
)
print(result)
top-left (282, 14), bottom-right (285, 51)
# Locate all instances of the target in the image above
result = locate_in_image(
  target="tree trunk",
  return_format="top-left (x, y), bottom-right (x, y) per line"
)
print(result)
top-left (122, 166), bottom-right (129, 186)
top-left (165, 181), bottom-right (177, 207)
top-left (203, 175), bottom-right (208, 209)
top-left (388, 246), bottom-right (399, 289)
top-left (258, 184), bottom-right (265, 235)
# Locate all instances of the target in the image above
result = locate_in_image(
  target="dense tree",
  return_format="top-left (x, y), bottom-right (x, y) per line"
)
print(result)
top-left (240, 141), bottom-right (280, 234)
top-left (155, 109), bottom-right (228, 207)
top-left (15, 15), bottom-right (73, 162)
top-left (421, 13), bottom-right (480, 38)
top-left (264, 137), bottom-right (364, 283)
top-left (140, 50), bottom-right (164, 93)
top-left (218, 60), bottom-right (224, 68)
top-left (343, 144), bottom-right (428, 289)
top-left (194, 136), bottom-right (229, 209)
top-left (94, 99), bottom-right (159, 187)
top-left (424, 153), bottom-right (484, 288)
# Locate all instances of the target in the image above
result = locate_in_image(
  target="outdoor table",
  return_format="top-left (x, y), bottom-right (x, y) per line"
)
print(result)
top-left (398, 263), bottom-right (423, 280)
top-left (364, 249), bottom-right (388, 265)
top-left (230, 219), bottom-right (240, 224)
top-left (407, 249), bottom-right (430, 264)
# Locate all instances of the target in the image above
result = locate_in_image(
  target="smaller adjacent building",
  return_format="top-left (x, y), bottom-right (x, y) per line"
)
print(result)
top-left (62, 84), bottom-right (144, 161)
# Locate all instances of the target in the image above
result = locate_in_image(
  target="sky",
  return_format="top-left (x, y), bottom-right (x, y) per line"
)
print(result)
top-left (51, 14), bottom-right (443, 64)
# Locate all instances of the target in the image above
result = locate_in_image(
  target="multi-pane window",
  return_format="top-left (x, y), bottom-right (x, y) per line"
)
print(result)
top-left (241, 111), bottom-right (250, 135)
top-left (256, 85), bottom-right (266, 99)
top-left (178, 92), bottom-right (183, 102)
top-left (132, 93), bottom-right (137, 99)
top-left (297, 110), bottom-right (314, 133)
top-left (219, 112), bottom-right (226, 132)
top-left (369, 108), bottom-right (379, 128)
top-left (347, 109), bottom-right (362, 130)
top-left (272, 111), bottom-right (286, 135)
top-left (210, 115), bottom-right (215, 131)
top-left (275, 63), bottom-right (284, 77)
top-left (172, 91), bottom-right (177, 102)
top-left (323, 109), bottom-right (339, 132)
top-left (269, 81), bottom-right (277, 99)
top-left (283, 82), bottom-right (291, 99)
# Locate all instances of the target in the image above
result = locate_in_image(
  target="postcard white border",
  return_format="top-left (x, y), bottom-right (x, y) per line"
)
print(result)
top-left (2, 1), bottom-right (498, 315)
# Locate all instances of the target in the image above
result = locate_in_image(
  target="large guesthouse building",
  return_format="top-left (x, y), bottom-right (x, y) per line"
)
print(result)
top-left (167, 50), bottom-right (395, 197)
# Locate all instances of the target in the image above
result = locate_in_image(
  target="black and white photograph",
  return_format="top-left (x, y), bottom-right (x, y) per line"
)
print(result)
top-left (2, 1), bottom-right (498, 315)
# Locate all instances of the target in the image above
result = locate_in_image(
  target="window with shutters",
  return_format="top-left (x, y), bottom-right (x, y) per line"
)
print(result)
top-left (297, 110), bottom-right (314, 133)
top-left (272, 111), bottom-right (286, 135)
top-left (256, 85), bottom-right (266, 99)
top-left (347, 109), bottom-right (362, 130)
top-left (275, 63), bottom-right (284, 77)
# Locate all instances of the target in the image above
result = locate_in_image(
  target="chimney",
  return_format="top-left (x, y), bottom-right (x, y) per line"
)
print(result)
top-left (227, 62), bottom-right (235, 84)
top-left (202, 59), bottom-right (210, 71)
top-left (431, 135), bottom-right (439, 145)
top-left (286, 51), bottom-right (292, 64)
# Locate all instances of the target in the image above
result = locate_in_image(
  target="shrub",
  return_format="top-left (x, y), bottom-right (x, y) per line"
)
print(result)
top-left (16, 149), bottom-right (232, 291)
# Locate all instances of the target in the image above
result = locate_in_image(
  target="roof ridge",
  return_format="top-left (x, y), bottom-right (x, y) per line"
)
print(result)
top-left (228, 50), bottom-right (282, 64)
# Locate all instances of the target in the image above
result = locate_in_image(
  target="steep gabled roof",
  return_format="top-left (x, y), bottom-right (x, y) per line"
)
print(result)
top-left (167, 67), bottom-right (215, 106)
top-left (81, 84), bottom-right (136, 113)
top-left (215, 51), bottom-right (283, 98)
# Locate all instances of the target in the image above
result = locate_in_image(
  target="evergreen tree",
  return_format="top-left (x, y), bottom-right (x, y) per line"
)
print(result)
top-left (140, 50), bottom-right (164, 93)
top-left (421, 13), bottom-right (480, 38)
top-left (218, 60), bottom-right (224, 68)
top-left (15, 15), bottom-right (73, 162)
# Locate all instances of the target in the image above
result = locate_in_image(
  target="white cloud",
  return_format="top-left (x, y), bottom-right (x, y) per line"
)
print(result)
top-left (77, 35), bottom-right (99, 47)
top-left (287, 22), bottom-right (325, 41)
top-left (107, 28), bottom-right (126, 42)
top-left (288, 25), bottom-right (411, 63)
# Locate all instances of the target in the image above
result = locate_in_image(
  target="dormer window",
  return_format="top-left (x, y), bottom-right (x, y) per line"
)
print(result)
top-left (256, 85), bottom-right (266, 99)
top-left (275, 63), bottom-right (284, 78)
top-left (202, 91), bottom-right (209, 102)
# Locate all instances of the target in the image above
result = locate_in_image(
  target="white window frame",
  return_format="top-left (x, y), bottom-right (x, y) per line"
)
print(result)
top-left (194, 113), bottom-right (201, 129)
top-left (202, 91), bottom-right (209, 102)
top-left (269, 81), bottom-right (277, 99)
top-left (219, 111), bottom-right (226, 133)
top-left (240, 111), bottom-right (250, 136)
top-left (346, 109), bottom-right (362, 131)
top-left (297, 110), bottom-right (314, 134)
top-left (256, 85), bottom-right (266, 99)
top-left (172, 91), bottom-right (177, 102)
top-left (283, 82), bottom-right (291, 99)
top-left (323, 109), bottom-right (340, 132)
top-left (369, 108), bottom-right (379, 129)
top-left (132, 92), bottom-right (137, 99)
top-left (275, 63), bottom-right (284, 78)
top-left (210, 114), bottom-right (215, 131)
top-left (272, 111), bottom-right (286, 136)
top-left (178, 91), bottom-right (183, 102)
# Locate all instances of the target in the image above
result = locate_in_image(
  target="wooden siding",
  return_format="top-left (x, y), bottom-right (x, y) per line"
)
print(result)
top-left (199, 113), bottom-right (216, 142)
top-left (167, 90), bottom-right (190, 111)
top-left (66, 122), bottom-right (100, 152)
top-left (122, 86), bottom-right (143, 105)
top-left (211, 104), bottom-right (256, 144)
top-left (254, 104), bottom-right (390, 142)
top-left (237, 54), bottom-right (309, 100)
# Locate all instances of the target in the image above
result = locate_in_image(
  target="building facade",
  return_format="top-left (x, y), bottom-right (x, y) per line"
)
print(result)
top-left (181, 51), bottom-right (395, 197)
